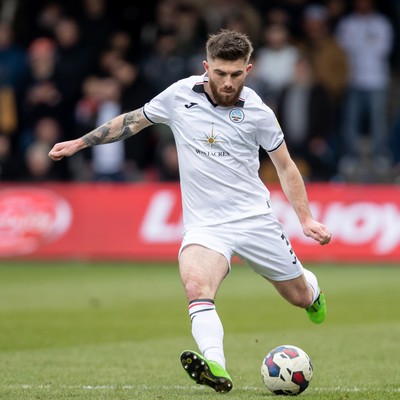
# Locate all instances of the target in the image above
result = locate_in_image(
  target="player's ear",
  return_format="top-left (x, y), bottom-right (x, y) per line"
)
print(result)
top-left (203, 60), bottom-right (209, 72)
top-left (246, 63), bottom-right (253, 73)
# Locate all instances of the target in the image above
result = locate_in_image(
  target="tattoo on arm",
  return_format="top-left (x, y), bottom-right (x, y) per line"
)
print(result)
top-left (82, 109), bottom-right (144, 147)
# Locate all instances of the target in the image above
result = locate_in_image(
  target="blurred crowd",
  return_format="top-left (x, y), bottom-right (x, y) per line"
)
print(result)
top-left (0, 0), bottom-right (399, 183)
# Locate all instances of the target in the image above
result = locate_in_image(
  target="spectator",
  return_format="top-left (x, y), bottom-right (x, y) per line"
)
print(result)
top-left (18, 37), bottom-right (63, 153)
top-left (275, 54), bottom-right (335, 181)
top-left (335, 0), bottom-right (394, 177)
top-left (79, 0), bottom-right (117, 71)
top-left (91, 78), bottom-right (127, 181)
top-left (265, 0), bottom-right (311, 38)
top-left (109, 61), bottom-right (145, 111)
top-left (174, 3), bottom-right (207, 57)
top-left (202, 0), bottom-right (262, 48)
top-left (107, 30), bottom-right (136, 62)
top-left (252, 23), bottom-right (299, 109)
top-left (2, 0), bottom-right (399, 184)
top-left (53, 17), bottom-right (92, 134)
top-left (299, 4), bottom-right (348, 106)
top-left (23, 141), bottom-right (60, 181)
top-left (33, 116), bottom-right (64, 147)
top-left (139, 29), bottom-right (188, 92)
top-left (298, 3), bottom-right (349, 169)
top-left (263, 6), bottom-right (291, 28)
top-left (0, 83), bottom-right (18, 137)
top-left (95, 46), bottom-right (124, 78)
top-left (110, 60), bottom-right (158, 174)
top-left (155, 137), bottom-right (179, 181)
top-left (140, 0), bottom-right (178, 53)
top-left (0, 21), bottom-right (27, 91)
top-left (72, 75), bottom-right (100, 180)
top-left (0, 133), bottom-right (19, 180)
top-left (74, 75), bottom-right (101, 137)
top-left (75, 77), bottom-right (128, 182)
top-left (21, 116), bottom-right (70, 181)
top-left (201, 0), bottom-right (237, 35)
top-left (0, 22), bottom-right (27, 137)
top-left (34, 2), bottom-right (65, 39)
top-left (325, 0), bottom-right (348, 31)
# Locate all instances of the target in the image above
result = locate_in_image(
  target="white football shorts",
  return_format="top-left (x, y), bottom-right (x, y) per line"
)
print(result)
top-left (179, 213), bottom-right (304, 281)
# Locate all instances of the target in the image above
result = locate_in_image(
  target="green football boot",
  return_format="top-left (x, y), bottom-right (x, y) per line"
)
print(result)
top-left (306, 291), bottom-right (326, 324)
top-left (180, 350), bottom-right (233, 393)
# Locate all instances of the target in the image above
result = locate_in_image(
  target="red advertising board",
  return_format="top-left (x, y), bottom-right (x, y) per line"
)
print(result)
top-left (0, 183), bottom-right (399, 263)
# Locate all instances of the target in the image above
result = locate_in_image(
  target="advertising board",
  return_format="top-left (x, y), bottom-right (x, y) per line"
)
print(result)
top-left (1, 183), bottom-right (399, 262)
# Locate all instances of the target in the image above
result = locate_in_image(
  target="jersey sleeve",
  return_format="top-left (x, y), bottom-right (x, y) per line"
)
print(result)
top-left (256, 106), bottom-right (284, 152)
top-left (143, 81), bottom-right (181, 125)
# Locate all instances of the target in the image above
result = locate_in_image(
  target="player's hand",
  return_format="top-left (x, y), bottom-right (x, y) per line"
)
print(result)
top-left (48, 139), bottom-right (84, 161)
top-left (302, 219), bottom-right (332, 246)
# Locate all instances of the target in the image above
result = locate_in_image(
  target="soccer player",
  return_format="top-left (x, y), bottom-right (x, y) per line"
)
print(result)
top-left (48, 30), bottom-right (331, 393)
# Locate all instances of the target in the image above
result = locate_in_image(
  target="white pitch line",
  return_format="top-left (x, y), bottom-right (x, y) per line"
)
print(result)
top-left (6, 384), bottom-right (400, 393)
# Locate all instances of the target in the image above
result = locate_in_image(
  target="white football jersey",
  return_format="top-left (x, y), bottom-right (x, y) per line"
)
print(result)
top-left (143, 74), bottom-right (284, 230)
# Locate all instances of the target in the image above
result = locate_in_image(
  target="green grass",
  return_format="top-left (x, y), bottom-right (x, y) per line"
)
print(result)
top-left (0, 261), bottom-right (399, 399)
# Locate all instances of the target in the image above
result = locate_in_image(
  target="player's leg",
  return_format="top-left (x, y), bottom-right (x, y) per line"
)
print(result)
top-left (179, 243), bottom-right (233, 392)
top-left (179, 243), bottom-right (228, 367)
top-left (267, 274), bottom-right (314, 309)
top-left (267, 268), bottom-right (326, 324)
top-left (179, 243), bottom-right (228, 303)
top-left (236, 214), bottom-right (326, 323)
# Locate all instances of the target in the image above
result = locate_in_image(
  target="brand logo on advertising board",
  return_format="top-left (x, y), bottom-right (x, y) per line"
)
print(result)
top-left (270, 192), bottom-right (400, 255)
top-left (139, 189), bottom-right (400, 260)
top-left (140, 190), bottom-right (183, 243)
top-left (0, 188), bottom-right (72, 256)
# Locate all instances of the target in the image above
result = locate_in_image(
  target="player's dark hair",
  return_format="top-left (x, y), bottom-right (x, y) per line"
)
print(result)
top-left (206, 29), bottom-right (253, 63)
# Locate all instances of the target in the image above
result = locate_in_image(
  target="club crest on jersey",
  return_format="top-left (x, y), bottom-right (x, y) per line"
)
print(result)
top-left (229, 109), bottom-right (244, 123)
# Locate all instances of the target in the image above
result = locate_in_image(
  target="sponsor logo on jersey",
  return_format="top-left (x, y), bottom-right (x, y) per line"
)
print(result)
top-left (194, 124), bottom-right (230, 157)
top-left (185, 102), bottom-right (198, 109)
top-left (195, 149), bottom-right (230, 157)
top-left (195, 123), bottom-right (225, 148)
top-left (229, 108), bottom-right (244, 123)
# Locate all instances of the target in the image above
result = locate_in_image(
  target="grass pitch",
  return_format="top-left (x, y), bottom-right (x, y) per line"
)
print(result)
top-left (0, 261), bottom-right (399, 400)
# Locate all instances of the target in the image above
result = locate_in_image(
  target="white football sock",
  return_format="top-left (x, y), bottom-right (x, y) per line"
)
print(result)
top-left (303, 268), bottom-right (320, 304)
top-left (188, 299), bottom-right (226, 368)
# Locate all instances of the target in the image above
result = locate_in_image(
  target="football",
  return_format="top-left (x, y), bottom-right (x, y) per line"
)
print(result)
top-left (261, 345), bottom-right (313, 395)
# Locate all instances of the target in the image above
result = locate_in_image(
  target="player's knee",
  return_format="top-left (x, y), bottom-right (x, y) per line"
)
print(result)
top-left (183, 279), bottom-right (207, 301)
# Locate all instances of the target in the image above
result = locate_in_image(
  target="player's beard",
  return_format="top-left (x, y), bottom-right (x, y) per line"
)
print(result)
top-left (208, 78), bottom-right (243, 107)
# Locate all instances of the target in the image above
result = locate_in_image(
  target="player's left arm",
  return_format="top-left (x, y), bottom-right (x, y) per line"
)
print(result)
top-left (268, 142), bottom-right (332, 245)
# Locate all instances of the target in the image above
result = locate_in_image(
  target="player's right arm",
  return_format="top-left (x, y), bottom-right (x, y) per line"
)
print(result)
top-left (48, 108), bottom-right (151, 161)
